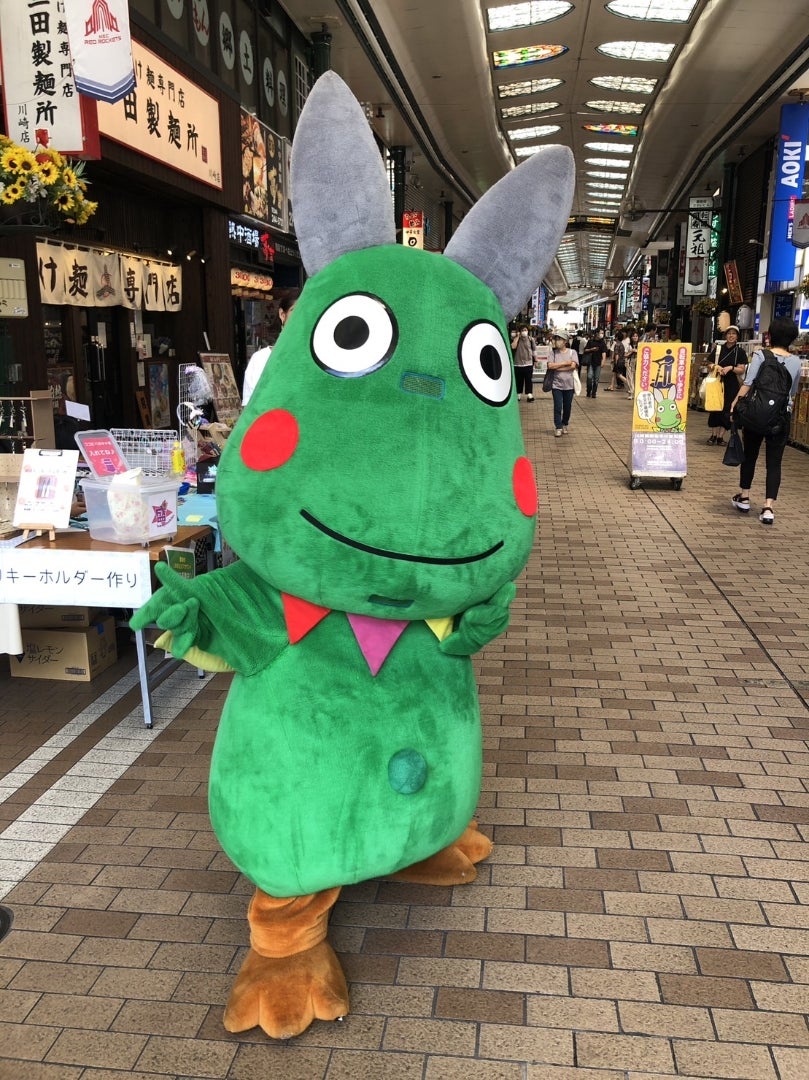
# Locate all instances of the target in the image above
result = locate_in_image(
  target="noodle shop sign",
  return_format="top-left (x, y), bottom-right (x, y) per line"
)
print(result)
top-left (96, 41), bottom-right (222, 188)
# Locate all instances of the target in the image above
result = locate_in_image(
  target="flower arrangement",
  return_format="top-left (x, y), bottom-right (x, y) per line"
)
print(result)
top-left (693, 297), bottom-right (718, 315)
top-left (0, 129), bottom-right (97, 225)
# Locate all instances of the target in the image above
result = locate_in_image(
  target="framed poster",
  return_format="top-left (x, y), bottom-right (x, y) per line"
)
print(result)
top-left (148, 363), bottom-right (171, 428)
top-left (201, 353), bottom-right (241, 426)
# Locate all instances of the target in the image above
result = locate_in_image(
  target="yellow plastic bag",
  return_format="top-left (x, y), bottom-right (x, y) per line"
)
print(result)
top-left (703, 368), bottom-right (725, 412)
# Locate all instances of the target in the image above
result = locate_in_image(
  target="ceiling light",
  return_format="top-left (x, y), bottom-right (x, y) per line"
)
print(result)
top-left (606, 0), bottom-right (697, 21)
top-left (501, 101), bottom-right (561, 118)
top-left (487, 2), bottom-right (573, 31)
top-left (585, 141), bottom-right (634, 153)
top-left (508, 123), bottom-right (561, 140)
top-left (598, 40), bottom-right (675, 62)
top-left (514, 144), bottom-right (553, 156)
top-left (492, 44), bottom-right (568, 68)
top-left (497, 77), bottom-right (563, 97)
top-left (590, 75), bottom-right (657, 94)
top-left (586, 207), bottom-right (619, 215)
top-left (585, 100), bottom-right (645, 114)
top-left (586, 181), bottom-right (626, 190)
top-left (585, 157), bottom-right (630, 168)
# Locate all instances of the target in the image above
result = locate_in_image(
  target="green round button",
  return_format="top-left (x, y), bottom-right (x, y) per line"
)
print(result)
top-left (388, 749), bottom-right (427, 794)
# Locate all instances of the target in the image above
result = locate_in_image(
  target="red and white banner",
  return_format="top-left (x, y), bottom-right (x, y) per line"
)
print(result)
top-left (792, 201), bottom-right (809, 249)
top-left (0, 1), bottom-right (99, 155)
top-left (63, 0), bottom-right (135, 104)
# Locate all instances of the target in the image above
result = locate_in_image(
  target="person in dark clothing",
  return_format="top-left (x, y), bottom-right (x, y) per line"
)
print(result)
top-left (707, 324), bottom-right (746, 446)
top-left (581, 331), bottom-right (607, 398)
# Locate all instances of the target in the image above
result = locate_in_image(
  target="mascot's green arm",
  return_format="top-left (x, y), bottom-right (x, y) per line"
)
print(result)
top-left (129, 561), bottom-right (287, 675)
top-left (439, 581), bottom-right (517, 656)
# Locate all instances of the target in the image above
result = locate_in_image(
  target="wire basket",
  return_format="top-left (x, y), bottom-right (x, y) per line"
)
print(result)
top-left (110, 428), bottom-right (179, 475)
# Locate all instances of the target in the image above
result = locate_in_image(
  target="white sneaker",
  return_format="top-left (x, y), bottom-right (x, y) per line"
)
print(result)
top-left (554, 429), bottom-right (563, 437)
top-left (562, 427), bottom-right (569, 434)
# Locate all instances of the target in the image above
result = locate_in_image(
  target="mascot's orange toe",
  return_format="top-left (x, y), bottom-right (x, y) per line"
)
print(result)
top-left (391, 821), bottom-right (493, 885)
top-left (223, 940), bottom-right (349, 1039)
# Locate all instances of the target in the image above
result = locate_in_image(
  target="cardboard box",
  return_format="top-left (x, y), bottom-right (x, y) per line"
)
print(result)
top-left (10, 616), bottom-right (118, 682)
top-left (18, 605), bottom-right (103, 629)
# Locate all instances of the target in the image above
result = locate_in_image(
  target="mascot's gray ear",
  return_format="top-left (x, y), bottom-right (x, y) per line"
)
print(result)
top-left (444, 147), bottom-right (575, 322)
top-left (290, 71), bottom-right (395, 276)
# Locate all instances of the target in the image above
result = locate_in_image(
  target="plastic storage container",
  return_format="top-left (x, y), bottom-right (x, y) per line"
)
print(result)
top-left (80, 476), bottom-right (178, 545)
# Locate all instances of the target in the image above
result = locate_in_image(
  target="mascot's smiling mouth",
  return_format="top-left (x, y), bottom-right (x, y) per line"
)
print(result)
top-left (300, 509), bottom-right (504, 565)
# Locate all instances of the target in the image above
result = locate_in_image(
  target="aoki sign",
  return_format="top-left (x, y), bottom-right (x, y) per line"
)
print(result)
top-left (767, 102), bottom-right (809, 284)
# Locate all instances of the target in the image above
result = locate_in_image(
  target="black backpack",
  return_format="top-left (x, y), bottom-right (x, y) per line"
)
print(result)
top-left (734, 349), bottom-right (792, 437)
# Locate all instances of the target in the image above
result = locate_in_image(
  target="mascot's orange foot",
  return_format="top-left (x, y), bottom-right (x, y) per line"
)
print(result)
top-left (391, 822), bottom-right (493, 886)
top-left (223, 940), bottom-right (349, 1039)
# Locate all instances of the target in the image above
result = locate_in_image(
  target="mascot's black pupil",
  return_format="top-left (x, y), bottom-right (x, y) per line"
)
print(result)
top-left (480, 345), bottom-right (502, 380)
top-left (335, 316), bottom-right (370, 350)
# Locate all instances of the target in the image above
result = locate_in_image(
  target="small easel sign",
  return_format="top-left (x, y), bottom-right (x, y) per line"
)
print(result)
top-left (13, 449), bottom-right (79, 540)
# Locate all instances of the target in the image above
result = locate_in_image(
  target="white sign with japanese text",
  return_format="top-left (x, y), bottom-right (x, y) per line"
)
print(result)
top-left (63, 0), bottom-right (135, 104)
top-left (0, 547), bottom-right (152, 607)
top-left (683, 197), bottom-right (713, 297)
top-left (0, 0), bottom-right (87, 153)
top-left (96, 40), bottom-right (223, 189)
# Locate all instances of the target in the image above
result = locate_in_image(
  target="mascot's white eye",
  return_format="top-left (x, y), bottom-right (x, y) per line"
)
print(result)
top-left (312, 293), bottom-right (398, 377)
top-left (458, 321), bottom-right (512, 406)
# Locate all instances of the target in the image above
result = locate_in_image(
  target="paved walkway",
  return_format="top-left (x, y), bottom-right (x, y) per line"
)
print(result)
top-left (1, 386), bottom-right (809, 1080)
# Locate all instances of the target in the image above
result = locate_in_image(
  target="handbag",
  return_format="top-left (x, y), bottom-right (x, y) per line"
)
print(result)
top-left (722, 424), bottom-right (745, 467)
top-left (572, 368), bottom-right (582, 396)
top-left (542, 366), bottom-right (554, 393)
top-left (703, 367), bottom-right (725, 412)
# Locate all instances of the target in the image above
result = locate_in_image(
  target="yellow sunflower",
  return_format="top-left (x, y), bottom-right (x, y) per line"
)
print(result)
top-left (0, 146), bottom-right (25, 173)
top-left (54, 191), bottom-right (74, 212)
top-left (35, 160), bottom-right (60, 185)
top-left (13, 149), bottom-right (37, 175)
top-left (61, 166), bottom-right (78, 188)
top-left (0, 183), bottom-right (23, 204)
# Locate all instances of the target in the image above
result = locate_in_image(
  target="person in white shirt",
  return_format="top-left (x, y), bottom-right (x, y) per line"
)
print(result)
top-left (241, 295), bottom-right (297, 407)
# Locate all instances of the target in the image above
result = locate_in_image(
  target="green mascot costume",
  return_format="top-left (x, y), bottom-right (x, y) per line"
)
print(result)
top-left (131, 71), bottom-right (574, 1039)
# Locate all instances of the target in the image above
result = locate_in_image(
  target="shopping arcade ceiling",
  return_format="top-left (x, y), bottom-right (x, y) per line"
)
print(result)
top-left (278, 0), bottom-right (809, 311)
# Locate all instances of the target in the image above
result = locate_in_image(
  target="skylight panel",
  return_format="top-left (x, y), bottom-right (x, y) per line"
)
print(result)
top-left (598, 41), bottom-right (675, 62)
top-left (590, 75), bottom-right (656, 93)
top-left (583, 123), bottom-right (639, 135)
top-left (585, 100), bottom-right (645, 114)
top-left (585, 142), bottom-right (634, 153)
top-left (586, 170), bottom-right (630, 179)
top-left (501, 101), bottom-right (561, 118)
top-left (586, 181), bottom-right (626, 190)
top-left (508, 124), bottom-right (561, 140)
top-left (487, 2), bottom-right (573, 31)
top-left (497, 77), bottom-right (564, 97)
top-left (493, 44), bottom-right (568, 68)
top-left (585, 157), bottom-right (631, 168)
top-left (606, 0), bottom-right (697, 21)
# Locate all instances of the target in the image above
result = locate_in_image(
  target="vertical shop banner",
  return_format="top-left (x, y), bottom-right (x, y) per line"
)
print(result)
top-left (0, 0), bottom-right (98, 155)
top-left (120, 255), bottom-right (143, 309)
top-left (92, 254), bottom-right (123, 307)
top-left (143, 265), bottom-right (166, 312)
top-left (240, 111), bottom-right (287, 230)
top-left (629, 342), bottom-right (691, 479)
top-left (768, 102), bottom-right (809, 282)
top-left (655, 249), bottom-right (670, 288)
top-left (402, 211), bottom-right (424, 249)
top-left (63, 0), bottom-right (135, 103)
top-left (683, 198), bottom-right (713, 296)
top-left (724, 260), bottom-right (744, 305)
top-left (97, 41), bottom-right (222, 189)
top-left (37, 244), bottom-right (67, 304)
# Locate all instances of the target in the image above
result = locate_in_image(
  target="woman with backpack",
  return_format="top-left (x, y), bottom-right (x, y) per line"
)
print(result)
top-left (729, 317), bottom-right (803, 525)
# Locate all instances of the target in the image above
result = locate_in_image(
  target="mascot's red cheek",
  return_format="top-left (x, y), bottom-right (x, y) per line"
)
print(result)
top-left (241, 409), bottom-right (299, 471)
top-left (512, 456), bottom-right (538, 516)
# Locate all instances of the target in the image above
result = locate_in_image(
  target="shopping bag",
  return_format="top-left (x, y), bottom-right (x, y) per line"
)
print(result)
top-left (542, 367), bottom-right (554, 393)
top-left (703, 369), bottom-right (725, 412)
top-left (722, 425), bottom-right (745, 467)
top-left (572, 369), bottom-right (582, 396)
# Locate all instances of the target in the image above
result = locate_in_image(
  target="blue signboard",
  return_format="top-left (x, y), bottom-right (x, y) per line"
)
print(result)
top-left (800, 308), bottom-right (809, 331)
top-left (767, 103), bottom-right (809, 283)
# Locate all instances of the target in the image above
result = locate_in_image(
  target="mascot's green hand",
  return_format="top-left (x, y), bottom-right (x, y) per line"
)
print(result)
top-left (439, 581), bottom-right (517, 656)
top-left (129, 571), bottom-right (201, 658)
